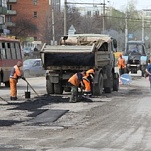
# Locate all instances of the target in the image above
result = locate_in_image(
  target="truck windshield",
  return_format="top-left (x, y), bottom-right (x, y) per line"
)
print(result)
top-left (126, 44), bottom-right (145, 55)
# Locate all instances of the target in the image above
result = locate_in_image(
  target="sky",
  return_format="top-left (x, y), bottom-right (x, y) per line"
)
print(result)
top-left (61, 0), bottom-right (151, 11)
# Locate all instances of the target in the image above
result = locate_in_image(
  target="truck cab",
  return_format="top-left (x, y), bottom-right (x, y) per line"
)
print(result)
top-left (123, 41), bottom-right (149, 76)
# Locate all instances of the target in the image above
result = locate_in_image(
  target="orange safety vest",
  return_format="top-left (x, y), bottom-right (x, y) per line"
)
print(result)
top-left (10, 65), bottom-right (22, 79)
top-left (83, 76), bottom-right (91, 92)
top-left (118, 58), bottom-right (125, 69)
top-left (86, 69), bottom-right (95, 77)
top-left (68, 73), bottom-right (81, 87)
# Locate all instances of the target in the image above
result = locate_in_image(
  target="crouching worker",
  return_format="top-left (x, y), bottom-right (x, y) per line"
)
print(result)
top-left (83, 68), bottom-right (95, 97)
top-left (9, 61), bottom-right (25, 100)
top-left (68, 71), bottom-right (86, 103)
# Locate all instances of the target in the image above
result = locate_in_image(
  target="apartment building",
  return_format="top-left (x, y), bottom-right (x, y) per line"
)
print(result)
top-left (6, 0), bottom-right (60, 42)
top-left (0, 0), bottom-right (7, 33)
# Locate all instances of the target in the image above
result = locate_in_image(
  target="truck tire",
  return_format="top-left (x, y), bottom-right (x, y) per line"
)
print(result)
top-left (104, 87), bottom-right (112, 93)
top-left (113, 78), bottom-right (119, 91)
top-left (104, 66), bottom-right (113, 93)
top-left (54, 83), bottom-right (63, 94)
top-left (46, 80), bottom-right (54, 94)
top-left (64, 87), bottom-right (71, 92)
top-left (93, 73), bottom-right (103, 96)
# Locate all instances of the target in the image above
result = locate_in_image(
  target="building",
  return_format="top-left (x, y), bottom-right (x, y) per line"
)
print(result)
top-left (6, 0), bottom-right (61, 42)
top-left (0, 0), bottom-right (7, 33)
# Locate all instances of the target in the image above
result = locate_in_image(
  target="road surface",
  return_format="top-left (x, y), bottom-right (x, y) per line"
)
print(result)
top-left (0, 75), bottom-right (151, 151)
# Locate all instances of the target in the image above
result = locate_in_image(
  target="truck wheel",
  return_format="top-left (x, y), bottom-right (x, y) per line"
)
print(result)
top-left (93, 73), bottom-right (103, 96)
top-left (104, 87), bottom-right (112, 93)
top-left (64, 87), bottom-right (71, 92)
top-left (113, 78), bottom-right (119, 91)
top-left (54, 83), bottom-right (63, 94)
top-left (46, 80), bottom-right (54, 94)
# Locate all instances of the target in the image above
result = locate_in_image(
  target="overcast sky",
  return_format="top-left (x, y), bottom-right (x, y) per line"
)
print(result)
top-left (61, 0), bottom-right (151, 11)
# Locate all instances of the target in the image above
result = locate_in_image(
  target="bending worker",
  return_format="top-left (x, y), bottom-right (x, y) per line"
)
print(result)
top-left (117, 54), bottom-right (125, 76)
top-left (9, 61), bottom-right (25, 100)
top-left (83, 68), bottom-right (95, 97)
top-left (68, 71), bottom-right (86, 103)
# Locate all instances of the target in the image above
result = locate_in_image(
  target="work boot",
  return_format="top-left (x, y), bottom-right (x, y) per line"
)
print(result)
top-left (11, 97), bottom-right (18, 100)
top-left (69, 99), bottom-right (76, 103)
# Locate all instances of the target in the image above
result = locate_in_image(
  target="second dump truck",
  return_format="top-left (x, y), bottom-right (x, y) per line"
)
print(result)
top-left (40, 34), bottom-right (119, 96)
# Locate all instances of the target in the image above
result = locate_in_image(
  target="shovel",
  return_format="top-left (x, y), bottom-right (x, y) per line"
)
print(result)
top-left (0, 96), bottom-right (9, 104)
top-left (23, 78), bottom-right (39, 97)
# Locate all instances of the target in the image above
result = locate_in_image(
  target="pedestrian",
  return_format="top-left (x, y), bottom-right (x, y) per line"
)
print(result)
top-left (145, 56), bottom-right (151, 91)
top-left (117, 54), bottom-right (126, 76)
top-left (68, 71), bottom-right (86, 103)
top-left (83, 68), bottom-right (95, 97)
top-left (9, 61), bottom-right (25, 100)
top-left (34, 47), bottom-right (38, 52)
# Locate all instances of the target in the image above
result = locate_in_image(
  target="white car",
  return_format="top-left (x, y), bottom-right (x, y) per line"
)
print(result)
top-left (23, 59), bottom-right (45, 77)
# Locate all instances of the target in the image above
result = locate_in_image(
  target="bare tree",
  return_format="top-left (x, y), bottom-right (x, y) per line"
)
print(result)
top-left (10, 17), bottom-right (38, 39)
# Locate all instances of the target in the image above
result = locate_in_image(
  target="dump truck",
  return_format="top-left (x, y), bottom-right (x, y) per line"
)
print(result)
top-left (122, 40), bottom-right (149, 77)
top-left (40, 34), bottom-right (119, 96)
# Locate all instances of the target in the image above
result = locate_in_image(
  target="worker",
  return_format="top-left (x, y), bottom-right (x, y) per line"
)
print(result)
top-left (117, 54), bottom-right (126, 76)
top-left (9, 61), bottom-right (25, 100)
top-left (83, 68), bottom-right (95, 97)
top-left (145, 56), bottom-right (151, 91)
top-left (68, 71), bottom-right (86, 103)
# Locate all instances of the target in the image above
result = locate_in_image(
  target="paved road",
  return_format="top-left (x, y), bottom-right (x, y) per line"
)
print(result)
top-left (0, 76), bottom-right (46, 101)
top-left (0, 75), bottom-right (151, 151)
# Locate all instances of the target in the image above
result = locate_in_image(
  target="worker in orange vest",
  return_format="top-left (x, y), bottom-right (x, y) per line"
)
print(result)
top-left (117, 54), bottom-right (125, 76)
top-left (9, 61), bottom-right (25, 100)
top-left (68, 71), bottom-right (86, 103)
top-left (83, 68), bottom-right (95, 97)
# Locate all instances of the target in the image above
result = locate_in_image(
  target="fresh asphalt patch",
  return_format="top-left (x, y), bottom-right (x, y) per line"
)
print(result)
top-left (0, 120), bottom-right (21, 127)
top-left (27, 109), bottom-right (69, 125)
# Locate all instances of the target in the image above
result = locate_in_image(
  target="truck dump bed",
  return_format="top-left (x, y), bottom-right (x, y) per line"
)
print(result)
top-left (40, 34), bottom-right (114, 70)
top-left (41, 44), bottom-right (96, 70)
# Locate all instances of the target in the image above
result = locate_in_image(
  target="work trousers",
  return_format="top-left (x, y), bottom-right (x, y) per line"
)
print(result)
top-left (69, 85), bottom-right (78, 102)
top-left (9, 78), bottom-right (17, 97)
top-left (149, 76), bottom-right (151, 91)
top-left (83, 76), bottom-right (93, 96)
top-left (119, 68), bottom-right (125, 76)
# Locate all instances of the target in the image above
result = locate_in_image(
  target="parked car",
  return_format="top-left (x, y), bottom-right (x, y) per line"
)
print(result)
top-left (23, 59), bottom-right (45, 77)
top-left (23, 47), bottom-right (33, 57)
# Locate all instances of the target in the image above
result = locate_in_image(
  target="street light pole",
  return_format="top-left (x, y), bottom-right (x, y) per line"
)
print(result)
top-left (125, 11), bottom-right (128, 49)
top-left (102, 0), bottom-right (105, 33)
top-left (64, 0), bottom-right (67, 35)
top-left (142, 11), bottom-right (145, 43)
top-left (52, 8), bottom-right (55, 45)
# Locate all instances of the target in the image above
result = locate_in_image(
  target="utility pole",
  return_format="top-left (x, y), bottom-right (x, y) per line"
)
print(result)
top-left (52, 8), bottom-right (55, 45)
top-left (102, 0), bottom-right (105, 33)
top-left (49, 0), bottom-right (55, 45)
top-left (142, 11), bottom-right (144, 43)
top-left (125, 11), bottom-right (128, 49)
top-left (64, 0), bottom-right (67, 35)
